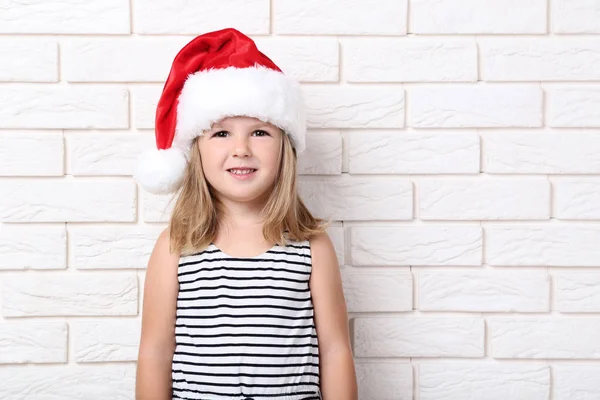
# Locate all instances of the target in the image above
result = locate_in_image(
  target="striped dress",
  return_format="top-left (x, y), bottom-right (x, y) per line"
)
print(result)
top-left (172, 240), bottom-right (322, 400)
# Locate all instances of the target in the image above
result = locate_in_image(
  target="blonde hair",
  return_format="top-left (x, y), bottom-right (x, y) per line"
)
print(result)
top-left (168, 131), bottom-right (328, 256)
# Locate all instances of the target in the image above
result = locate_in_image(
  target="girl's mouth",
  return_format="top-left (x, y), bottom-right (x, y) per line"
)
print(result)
top-left (227, 168), bottom-right (257, 180)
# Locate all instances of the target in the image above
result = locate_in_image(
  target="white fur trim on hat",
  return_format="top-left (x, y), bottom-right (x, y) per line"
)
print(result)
top-left (134, 147), bottom-right (188, 195)
top-left (173, 65), bottom-right (306, 154)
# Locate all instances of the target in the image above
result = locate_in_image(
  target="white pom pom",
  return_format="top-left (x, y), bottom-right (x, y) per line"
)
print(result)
top-left (134, 147), bottom-right (188, 194)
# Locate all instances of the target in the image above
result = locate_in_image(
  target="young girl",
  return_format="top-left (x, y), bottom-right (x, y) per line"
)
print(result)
top-left (134, 28), bottom-right (357, 400)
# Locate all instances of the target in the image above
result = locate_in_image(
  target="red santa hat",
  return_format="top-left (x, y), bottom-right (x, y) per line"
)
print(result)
top-left (134, 28), bottom-right (306, 194)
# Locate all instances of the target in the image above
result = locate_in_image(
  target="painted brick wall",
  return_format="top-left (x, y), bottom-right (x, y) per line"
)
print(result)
top-left (1, 0), bottom-right (600, 399)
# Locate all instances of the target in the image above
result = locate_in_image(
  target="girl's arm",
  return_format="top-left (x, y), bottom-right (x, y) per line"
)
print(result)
top-left (136, 228), bottom-right (179, 400)
top-left (310, 232), bottom-right (358, 400)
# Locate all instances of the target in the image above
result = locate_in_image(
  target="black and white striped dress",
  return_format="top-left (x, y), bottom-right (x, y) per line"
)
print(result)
top-left (172, 240), bottom-right (321, 400)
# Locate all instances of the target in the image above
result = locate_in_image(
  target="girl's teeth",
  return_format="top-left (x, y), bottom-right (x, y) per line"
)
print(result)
top-left (230, 169), bottom-right (254, 175)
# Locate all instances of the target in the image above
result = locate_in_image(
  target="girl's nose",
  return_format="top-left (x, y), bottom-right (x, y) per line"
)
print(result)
top-left (232, 135), bottom-right (251, 157)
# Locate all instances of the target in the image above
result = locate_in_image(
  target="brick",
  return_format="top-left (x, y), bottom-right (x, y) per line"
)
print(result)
top-left (254, 38), bottom-right (339, 82)
top-left (0, 364), bottom-right (135, 400)
top-left (327, 226), bottom-right (345, 266)
top-left (553, 0), bottom-right (600, 34)
top-left (411, 0), bottom-right (547, 34)
top-left (1, 272), bottom-right (138, 317)
top-left (132, 85), bottom-right (162, 129)
top-left (0, 180), bottom-right (136, 222)
top-left (351, 226), bottom-right (482, 266)
top-left (273, 0), bottom-right (407, 35)
top-left (557, 272), bottom-right (600, 312)
top-left (354, 317), bottom-right (484, 357)
top-left (555, 365), bottom-right (600, 400)
top-left (142, 192), bottom-right (175, 223)
top-left (297, 131), bottom-right (342, 175)
top-left (483, 131), bottom-right (600, 174)
top-left (0, 322), bottom-right (67, 363)
top-left (0, 131), bottom-right (63, 176)
top-left (0, 40), bottom-right (58, 82)
top-left (134, 0), bottom-right (269, 34)
top-left (480, 38), bottom-right (600, 81)
top-left (0, 0), bottom-right (130, 34)
top-left (548, 88), bottom-right (600, 127)
top-left (66, 131), bottom-right (153, 176)
top-left (490, 318), bottom-right (600, 358)
top-left (420, 364), bottom-right (549, 400)
top-left (0, 86), bottom-right (129, 129)
top-left (304, 86), bottom-right (404, 129)
top-left (419, 178), bottom-right (550, 220)
top-left (63, 38), bottom-right (189, 82)
top-left (410, 85), bottom-right (542, 128)
top-left (71, 320), bottom-right (141, 362)
top-left (342, 268), bottom-right (412, 312)
top-left (69, 226), bottom-right (163, 269)
top-left (298, 176), bottom-right (412, 221)
top-left (419, 270), bottom-right (549, 312)
top-left (555, 181), bottom-right (600, 219)
top-left (0, 225), bottom-right (66, 270)
top-left (344, 38), bottom-right (477, 82)
top-left (355, 361), bottom-right (412, 400)
top-left (348, 131), bottom-right (480, 174)
top-left (486, 226), bottom-right (600, 267)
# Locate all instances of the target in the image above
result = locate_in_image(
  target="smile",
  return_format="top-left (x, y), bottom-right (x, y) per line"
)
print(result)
top-left (227, 168), bottom-right (257, 180)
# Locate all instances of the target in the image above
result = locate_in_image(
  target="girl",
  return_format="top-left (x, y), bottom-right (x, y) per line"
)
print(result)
top-left (134, 28), bottom-right (358, 400)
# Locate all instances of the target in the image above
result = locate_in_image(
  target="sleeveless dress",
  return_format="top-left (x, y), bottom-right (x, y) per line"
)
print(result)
top-left (171, 240), bottom-right (322, 400)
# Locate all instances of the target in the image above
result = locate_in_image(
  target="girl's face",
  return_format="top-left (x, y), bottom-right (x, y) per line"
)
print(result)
top-left (197, 116), bottom-right (283, 206)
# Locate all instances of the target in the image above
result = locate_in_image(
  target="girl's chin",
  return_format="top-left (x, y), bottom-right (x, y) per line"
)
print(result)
top-left (215, 183), bottom-right (272, 202)
top-left (221, 193), bottom-right (270, 205)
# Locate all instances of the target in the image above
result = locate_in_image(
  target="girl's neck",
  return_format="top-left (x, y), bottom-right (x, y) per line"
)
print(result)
top-left (218, 206), bottom-right (264, 230)
top-left (216, 193), bottom-right (268, 229)
top-left (212, 191), bottom-right (275, 254)
top-left (213, 218), bottom-right (273, 258)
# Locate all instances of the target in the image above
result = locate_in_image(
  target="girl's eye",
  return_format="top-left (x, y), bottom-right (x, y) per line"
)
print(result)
top-left (213, 131), bottom-right (229, 138)
top-left (253, 130), bottom-right (270, 137)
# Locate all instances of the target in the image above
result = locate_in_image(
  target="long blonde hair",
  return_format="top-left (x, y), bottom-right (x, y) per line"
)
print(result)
top-left (168, 131), bottom-right (328, 255)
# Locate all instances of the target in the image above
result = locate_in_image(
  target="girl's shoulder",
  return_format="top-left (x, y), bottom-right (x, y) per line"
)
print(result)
top-left (158, 226), bottom-right (185, 257)
top-left (155, 227), bottom-right (179, 257)
top-left (307, 231), bottom-right (338, 265)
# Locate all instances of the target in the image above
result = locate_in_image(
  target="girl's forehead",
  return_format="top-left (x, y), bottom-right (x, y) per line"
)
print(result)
top-left (213, 116), bottom-right (277, 129)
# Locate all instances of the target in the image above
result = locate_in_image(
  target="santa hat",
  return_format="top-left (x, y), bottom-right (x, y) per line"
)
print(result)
top-left (134, 28), bottom-right (306, 194)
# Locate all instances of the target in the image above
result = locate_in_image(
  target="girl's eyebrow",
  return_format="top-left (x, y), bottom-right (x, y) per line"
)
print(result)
top-left (249, 122), bottom-right (272, 129)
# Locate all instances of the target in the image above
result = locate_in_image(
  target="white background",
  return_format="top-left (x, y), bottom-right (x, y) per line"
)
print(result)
top-left (1, 0), bottom-right (600, 399)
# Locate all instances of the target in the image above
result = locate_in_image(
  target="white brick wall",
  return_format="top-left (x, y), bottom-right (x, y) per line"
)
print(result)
top-left (0, 86), bottom-right (129, 129)
top-left (0, 40), bottom-right (58, 82)
top-left (419, 364), bottom-right (550, 400)
top-left (71, 319), bottom-right (141, 362)
top-left (411, 0), bottom-right (547, 34)
top-left (553, 0), bottom-right (600, 34)
top-left (1, 0), bottom-right (599, 399)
